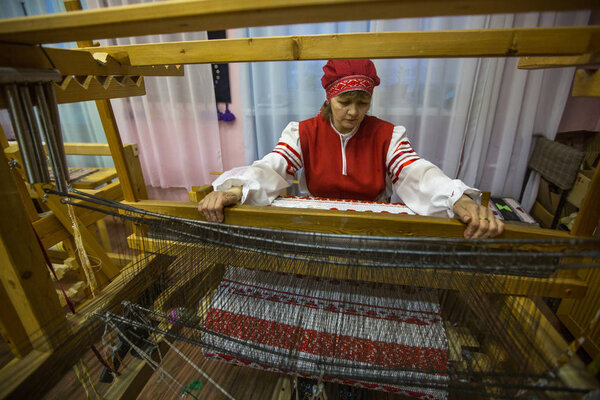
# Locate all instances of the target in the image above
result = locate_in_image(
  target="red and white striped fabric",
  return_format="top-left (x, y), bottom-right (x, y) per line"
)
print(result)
top-left (271, 195), bottom-right (415, 214)
top-left (387, 139), bottom-right (420, 184)
top-left (202, 268), bottom-right (449, 399)
top-left (272, 142), bottom-right (302, 176)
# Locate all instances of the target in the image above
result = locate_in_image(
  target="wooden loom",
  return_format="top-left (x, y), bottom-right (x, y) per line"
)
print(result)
top-left (1, 1), bottom-right (600, 399)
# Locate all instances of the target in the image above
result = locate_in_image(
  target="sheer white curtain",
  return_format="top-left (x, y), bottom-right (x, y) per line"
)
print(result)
top-left (239, 11), bottom-right (589, 210)
top-left (86, 0), bottom-right (222, 189)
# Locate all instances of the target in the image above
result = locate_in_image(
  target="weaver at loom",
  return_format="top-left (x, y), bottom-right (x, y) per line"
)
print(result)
top-left (199, 59), bottom-right (503, 240)
top-left (2, 64), bottom-right (599, 400)
top-left (195, 59), bottom-right (510, 399)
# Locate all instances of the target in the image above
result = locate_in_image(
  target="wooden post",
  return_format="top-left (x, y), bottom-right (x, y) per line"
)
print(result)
top-left (0, 151), bottom-right (66, 352)
top-left (571, 165), bottom-right (600, 237)
top-left (36, 185), bottom-right (120, 285)
top-left (2, 125), bottom-right (39, 221)
top-left (556, 165), bottom-right (600, 357)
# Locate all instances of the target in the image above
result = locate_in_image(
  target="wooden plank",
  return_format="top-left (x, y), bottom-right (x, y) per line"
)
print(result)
top-left (500, 296), bottom-right (597, 390)
top-left (70, 168), bottom-right (118, 189)
top-left (38, 188), bottom-right (120, 284)
top-left (102, 340), bottom-right (171, 400)
top-left (0, 122), bottom-right (8, 149)
top-left (122, 142), bottom-right (148, 201)
top-left (127, 234), bottom-right (588, 299)
top-left (6, 141), bottom-right (138, 156)
top-left (518, 53), bottom-right (600, 69)
top-left (0, 253), bottom-right (168, 400)
top-left (572, 165), bottom-right (600, 237)
top-left (0, 277), bottom-right (32, 358)
top-left (6, 159), bottom-right (39, 222)
top-left (0, 152), bottom-right (66, 352)
top-left (188, 184), bottom-right (213, 202)
top-left (54, 75), bottom-right (146, 104)
top-left (123, 199), bottom-right (573, 239)
top-left (33, 180), bottom-right (123, 249)
top-left (573, 68), bottom-right (600, 97)
top-left (0, 43), bottom-right (184, 77)
top-left (0, 0), bottom-right (596, 45)
top-left (0, 75), bottom-right (146, 109)
top-left (557, 165), bottom-right (600, 357)
top-left (0, 350), bottom-right (52, 399)
top-left (84, 26), bottom-right (600, 66)
top-left (96, 100), bottom-right (139, 202)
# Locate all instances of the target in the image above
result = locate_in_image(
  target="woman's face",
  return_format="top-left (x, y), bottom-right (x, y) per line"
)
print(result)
top-left (329, 93), bottom-right (371, 133)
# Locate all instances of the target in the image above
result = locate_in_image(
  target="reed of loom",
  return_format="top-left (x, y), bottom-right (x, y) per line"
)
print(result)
top-left (1, 0), bottom-right (600, 399)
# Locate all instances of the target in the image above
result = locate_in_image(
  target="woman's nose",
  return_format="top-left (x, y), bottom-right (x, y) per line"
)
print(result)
top-left (347, 104), bottom-right (358, 116)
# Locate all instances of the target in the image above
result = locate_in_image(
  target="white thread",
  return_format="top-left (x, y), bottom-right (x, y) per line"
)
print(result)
top-left (67, 203), bottom-right (98, 295)
top-left (164, 338), bottom-right (236, 400)
top-left (104, 317), bottom-right (184, 399)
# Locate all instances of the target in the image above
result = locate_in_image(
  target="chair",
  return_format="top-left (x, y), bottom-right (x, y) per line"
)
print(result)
top-left (521, 136), bottom-right (585, 229)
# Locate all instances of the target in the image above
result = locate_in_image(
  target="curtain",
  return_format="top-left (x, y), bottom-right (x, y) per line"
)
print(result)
top-left (85, 0), bottom-right (222, 189)
top-left (1, 0), bottom-right (222, 189)
top-left (238, 11), bottom-right (590, 209)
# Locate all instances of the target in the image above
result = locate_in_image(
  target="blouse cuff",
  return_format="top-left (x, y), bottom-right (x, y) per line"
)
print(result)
top-left (212, 167), bottom-right (251, 204)
top-left (445, 183), bottom-right (481, 218)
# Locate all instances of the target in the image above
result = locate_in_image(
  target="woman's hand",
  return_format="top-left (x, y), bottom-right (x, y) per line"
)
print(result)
top-left (198, 187), bottom-right (242, 222)
top-left (452, 195), bottom-right (504, 239)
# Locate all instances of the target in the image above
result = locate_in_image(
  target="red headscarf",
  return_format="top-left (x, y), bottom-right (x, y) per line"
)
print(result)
top-left (321, 59), bottom-right (380, 100)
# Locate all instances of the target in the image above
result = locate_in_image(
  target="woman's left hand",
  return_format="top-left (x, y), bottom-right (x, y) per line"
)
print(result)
top-left (452, 195), bottom-right (504, 239)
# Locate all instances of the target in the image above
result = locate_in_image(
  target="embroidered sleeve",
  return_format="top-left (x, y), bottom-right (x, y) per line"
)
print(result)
top-left (386, 126), bottom-right (480, 217)
top-left (386, 126), bottom-right (421, 184)
top-left (212, 122), bottom-right (302, 205)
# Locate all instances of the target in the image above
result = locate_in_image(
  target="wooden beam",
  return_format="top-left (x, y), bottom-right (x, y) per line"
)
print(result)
top-left (572, 68), bottom-right (600, 97)
top-left (518, 53), bottom-right (600, 69)
top-left (54, 75), bottom-right (146, 103)
top-left (0, 0), bottom-right (596, 45)
top-left (95, 100), bottom-right (142, 202)
top-left (122, 142), bottom-right (148, 201)
top-left (0, 253), bottom-right (168, 400)
top-left (33, 180), bottom-right (122, 249)
top-left (123, 199), bottom-right (573, 239)
top-left (0, 43), bottom-right (184, 77)
top-left (0, 152), bottom-right (66, 352)
top-left (501, 296), bottom-right (597, 389)
top-left (83, 26), bottom-right (600, 66)
top-left (127, 234), bottom-right (588, 299)
top-left (0, 75), bottom-right (146, 109)
top-left (6, 141), bottom-right (139, 157)
top-left (0, 276), bottom-right (32, 358)
top-left (188, 184), bottom-right (213, 202)
top-left (38, 189), bottom-right (119, 286)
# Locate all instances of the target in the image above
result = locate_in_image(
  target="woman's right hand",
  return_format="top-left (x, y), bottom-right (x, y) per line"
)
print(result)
top-left (198, 187), bottom-right (242, 222)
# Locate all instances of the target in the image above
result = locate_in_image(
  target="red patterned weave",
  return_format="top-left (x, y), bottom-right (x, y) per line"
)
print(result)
top-left (325, 75), bottom-right (377, 99)
top-left (202, 268), bottom-right (449, 399)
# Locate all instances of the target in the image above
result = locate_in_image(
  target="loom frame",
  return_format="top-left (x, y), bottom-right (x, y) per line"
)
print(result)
top-left (1, 0), bottom-right (600, 398)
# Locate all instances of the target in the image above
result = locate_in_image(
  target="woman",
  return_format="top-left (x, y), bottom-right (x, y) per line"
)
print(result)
top-left (200, 59), bottom-right (503, 239)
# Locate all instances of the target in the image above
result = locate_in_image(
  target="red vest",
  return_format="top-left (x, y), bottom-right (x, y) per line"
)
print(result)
top-left (299, 116), bottom-right (394, 201)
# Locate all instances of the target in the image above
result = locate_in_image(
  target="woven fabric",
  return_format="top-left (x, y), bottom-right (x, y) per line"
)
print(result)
top-left (271, 196), bottom-right (415, 214)
top-left (529, 137), bottom-right (584, 190)
top-left (203, 267), bottom-right (449, 399)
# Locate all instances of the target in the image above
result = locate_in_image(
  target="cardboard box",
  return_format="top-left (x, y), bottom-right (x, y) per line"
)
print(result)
top-left (536, 179), bottom-right (568, 218)
top-left (567, 169), bottom-right (594, 208)
top-left (531, 201), bottom-right (554, 228)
